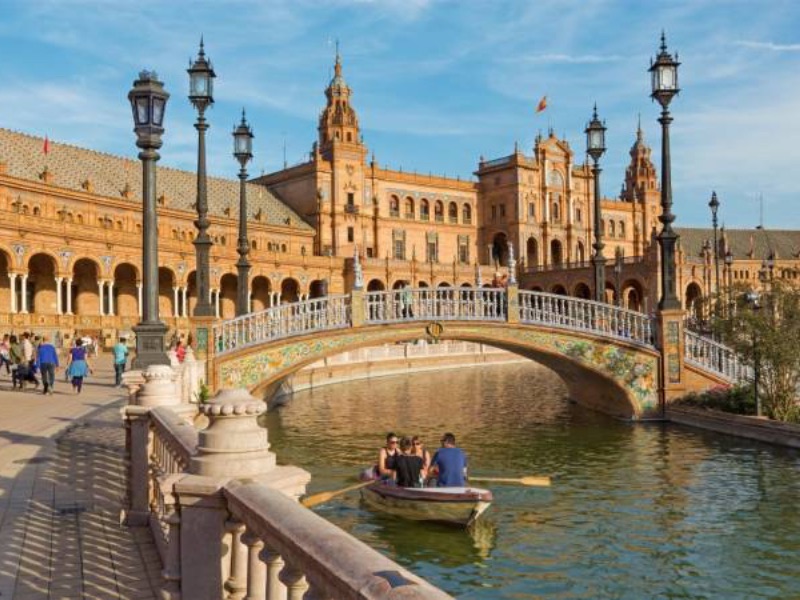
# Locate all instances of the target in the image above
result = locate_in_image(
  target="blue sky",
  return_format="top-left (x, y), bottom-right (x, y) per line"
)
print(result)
top-left (0, 0), bottom-right (799, 228)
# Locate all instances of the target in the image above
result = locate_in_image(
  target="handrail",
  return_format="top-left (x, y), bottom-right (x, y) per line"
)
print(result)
top-left (518, 290), bottom-right (656, 347)
top-left (224, 480), bottom-right (454, 599)
top-left (365, 288), bottom-right (506, 323)
top-left (214, 294), bottom-right (351, 355)
top-left (684, 330), bottom-right (752, 384)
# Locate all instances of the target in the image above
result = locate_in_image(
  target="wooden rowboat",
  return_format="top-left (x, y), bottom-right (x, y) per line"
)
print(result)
top-left (360, 482), bottom-right (493, 526)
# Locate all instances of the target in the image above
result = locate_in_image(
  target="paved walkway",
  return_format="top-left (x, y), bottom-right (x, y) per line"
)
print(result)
top-left (0, 357), bottom-right (161, 599)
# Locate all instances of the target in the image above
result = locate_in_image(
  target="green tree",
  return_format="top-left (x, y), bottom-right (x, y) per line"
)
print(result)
top-left (715, 281), bottom-right (800, 422)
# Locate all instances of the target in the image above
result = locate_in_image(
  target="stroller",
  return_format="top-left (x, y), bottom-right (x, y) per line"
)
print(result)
top-left (12, 362), bottom-right (39, 390)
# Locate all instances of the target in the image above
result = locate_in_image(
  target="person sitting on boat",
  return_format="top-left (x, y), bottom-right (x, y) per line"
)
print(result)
top-left (393, 437), bottom-right (426, 488)
top-left (378, 432), bottom-right (400, 479)
top-left (429, 432), bottom-right (467, 487)
top-left (411, 436), bottom-right (431, 472)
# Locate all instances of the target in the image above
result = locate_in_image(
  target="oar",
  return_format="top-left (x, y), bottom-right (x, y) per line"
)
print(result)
top-left (301, 480), bottom-right (374, 508)
top-left (469, 476), bottom-right (552, 487)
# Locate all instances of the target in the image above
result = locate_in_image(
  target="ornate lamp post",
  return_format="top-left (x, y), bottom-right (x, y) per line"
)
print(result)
top-left (708, 191), bottom-right (721, 314)
top-left (233, 110), bottom-right (254, 317)
top-left (724, 249), bottom-right (733, 315)
top-left (128, 71), bottom-right (170, 368)
top-left (585, 104), bottom-right (607, 303)
top-left (188, 39), bottom-right (216, 317)
top-left (650, 32), bottom-right (681, 310)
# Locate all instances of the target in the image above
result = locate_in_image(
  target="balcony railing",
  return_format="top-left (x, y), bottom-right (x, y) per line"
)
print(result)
top-left (684, 330), bottom-right (752, 384)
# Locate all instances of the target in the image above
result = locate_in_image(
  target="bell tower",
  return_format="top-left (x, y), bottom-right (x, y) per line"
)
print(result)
top-left (318, 49), bottom-right (362, 160)
top-left (621, 119), bottom-right (661, 254)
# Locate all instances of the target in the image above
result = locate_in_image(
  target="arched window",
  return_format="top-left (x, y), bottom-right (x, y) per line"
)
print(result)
top-left (434, 201), bottom-right (444, 222)
top-left (462, 203), bottom-right (472, 224)
top-left (448, 202), bottom-right (458, 223)
top-left (389, 195), bottom-right (400, 217)
top-left (552, 201), bottom-right (560, 221)
top-left (405, 197), bottom-right (415, 219)
top-left (619, 220), bottom-right (626, 238)
top-left (33, 206), bottom-right (41, 217)
top-left (420, 199), bottom-right (430, 220)
top-left (609, 221), bottom-right (616, 237)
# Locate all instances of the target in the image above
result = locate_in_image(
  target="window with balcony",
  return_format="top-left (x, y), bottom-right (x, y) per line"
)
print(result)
top-left (462, 203), bottom-right (472, 224)
top-left (394, 239), bottom-right (405, 260)
top-left (420, 199), bottom-right (430, 220)
top-left (405, 196), bottom-right (415, 219)
top-left (448, 202), bottom-right (458, 223)
top-left (389, 195), bottom-right (400, 218)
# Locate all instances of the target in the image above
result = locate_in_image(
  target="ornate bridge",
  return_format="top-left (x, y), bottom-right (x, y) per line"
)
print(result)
top-left (206, 287), bottom-right (748, 419)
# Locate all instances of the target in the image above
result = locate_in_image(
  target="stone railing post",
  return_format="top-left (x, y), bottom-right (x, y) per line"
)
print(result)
top-left (658, 308), bottom-right (687, 414)
top-left (124, 365), bottom-right (182, 526)
top-left (190, 389), bottom-right (276, 478)
top-left (279, 565), bottom-right (308, 600)
top-left (350, 289), bottom-right (365, 328)
top-left (260, 544), bottom-right (287, 600)
top-left (225, 519), bottom-right (248, 600)
top-left (506, 284), bottom-right (519, 324)
top-left (241, 531), bottom-right (266, 600)
top-left (183, 346), bottom-right (203, 403)
top-left (160, 482), bottom-right (182, 600)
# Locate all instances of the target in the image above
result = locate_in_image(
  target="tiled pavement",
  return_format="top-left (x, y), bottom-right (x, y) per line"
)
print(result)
top-left (0, 358), bottom-right (161, 599)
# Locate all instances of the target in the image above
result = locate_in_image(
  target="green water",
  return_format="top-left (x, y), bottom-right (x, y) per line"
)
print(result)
top-left (262, 363), bottom-right (800, 599)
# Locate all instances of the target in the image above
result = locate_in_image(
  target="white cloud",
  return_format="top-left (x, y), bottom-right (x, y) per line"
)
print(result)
top-left (735, 40), bottom-right (800, 52)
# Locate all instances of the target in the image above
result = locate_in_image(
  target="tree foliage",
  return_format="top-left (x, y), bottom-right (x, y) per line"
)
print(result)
top-left (714, 281), bottom-right (800, 422)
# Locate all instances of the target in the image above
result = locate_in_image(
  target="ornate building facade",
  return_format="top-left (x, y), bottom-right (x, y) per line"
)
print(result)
top-left (1, 53), bottom-right (797, 346)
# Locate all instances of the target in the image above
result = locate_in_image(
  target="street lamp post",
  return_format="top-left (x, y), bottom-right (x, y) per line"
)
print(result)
top-left (233, 110), bottom-right (254, 317)
top-left (128, 71), bottom-right (170, 368)
top-left (188, 38), bottom-right (216, 317)
top-left (586, 104), bottom-right (607, 303)
top-left (650, 32), bottom-right (681, 310)
top-left (708, 191), bottom-right (721, 315)
top-left (724, 249), bottom-right (733, 315)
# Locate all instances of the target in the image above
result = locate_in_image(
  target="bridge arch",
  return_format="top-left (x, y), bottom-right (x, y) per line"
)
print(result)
top-left (214, 321), bottom-right (661, 420)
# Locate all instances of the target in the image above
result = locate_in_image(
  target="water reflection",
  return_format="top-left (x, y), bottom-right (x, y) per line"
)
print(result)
top-left (263, 362), bottom-right (800, 599)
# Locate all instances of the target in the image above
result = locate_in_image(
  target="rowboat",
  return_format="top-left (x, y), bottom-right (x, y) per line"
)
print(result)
top-left (360, 482), bottom-right (493, 526)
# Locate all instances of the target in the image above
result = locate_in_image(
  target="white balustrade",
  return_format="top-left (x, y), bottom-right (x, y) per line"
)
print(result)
top-left (684, 331), bottom-right (752, 384)
top-left (214, 295), bottom-right (351, 355)
top-left (518, 290), bottom-right (656, 347)
top-left (214, 289), bottom-right (660, 358)
top-left (365, 288), bottom-right (506, 323)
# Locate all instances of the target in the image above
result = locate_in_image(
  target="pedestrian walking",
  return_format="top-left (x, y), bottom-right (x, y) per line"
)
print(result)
top-left (112, 337), bottom-right (129, 387)
top-left (66, 339), bottom-right (92, 394)
top-left (35, 334), bottom-right (59, 395)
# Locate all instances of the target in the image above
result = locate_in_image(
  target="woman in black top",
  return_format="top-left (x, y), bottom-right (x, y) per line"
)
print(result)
top-left (393, 437), bottom-right (425, 488)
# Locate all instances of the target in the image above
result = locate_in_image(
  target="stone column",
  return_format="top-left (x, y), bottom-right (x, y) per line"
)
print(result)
top-left (98, 279), bottom-right (105, 316)
top-left (506, 284), bottom-right (519, 324)
top-left (214, 289), bottom-right (221, 318)
top-left (137, 282), bottom-right (143, 317)
top-left (242, 531), bottom-right (266, 600)
top-left (224, 520), bottom-right (247, 600)
top-left (182, 286), bottom-right (188, 317)
top-left (657, 308), bottom-right (686, 416)
top-left (350, 289), bottom-right (365, 327)
top-left (20, 274), bottom-right (28, 313)
top-left (173, 286), bottom-right (179, 318)
top-left (66, 278), bottom-right (73, 314)
top-left (9, 273), bottom-right (17, 313)
top-left (108, 281), bottom-right (115, 316)
top-left (123, 405), bottom-right (152, 526)
top-left (55, 276), bottom-right (63, 315)
top-left (261, 545), bottom-right (287, 600)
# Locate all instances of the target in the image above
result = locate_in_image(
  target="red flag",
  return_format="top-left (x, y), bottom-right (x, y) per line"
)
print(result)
top-left (536, 96), bottom-right (547, 113)
top-left (43, 135), bottom-right (50, 155)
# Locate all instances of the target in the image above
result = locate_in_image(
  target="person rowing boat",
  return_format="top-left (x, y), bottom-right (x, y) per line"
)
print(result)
top-left (429, 432), bottom-right (467, 487)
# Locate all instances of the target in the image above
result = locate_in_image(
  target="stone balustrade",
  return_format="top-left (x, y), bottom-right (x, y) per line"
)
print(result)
top-left (124, 364), bottom-right (453, 600)
top-left (684, 330), bottom-right (751, 384)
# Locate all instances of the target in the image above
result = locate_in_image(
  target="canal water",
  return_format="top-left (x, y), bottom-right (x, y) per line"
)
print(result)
top-left (262, 362), bottom-right (800, 599)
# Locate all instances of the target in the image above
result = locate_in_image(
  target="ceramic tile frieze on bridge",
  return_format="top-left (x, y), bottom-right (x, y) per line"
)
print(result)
top-left (214, 323), bottom-right (661, 419)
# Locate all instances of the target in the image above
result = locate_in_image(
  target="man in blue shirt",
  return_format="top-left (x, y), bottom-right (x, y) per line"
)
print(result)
top-left (35, 334), bottom-right (59, 395)
top-left (112, 337), bottom-right (129, 387)
top-left (430, 432), bottom-right (467, 487)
